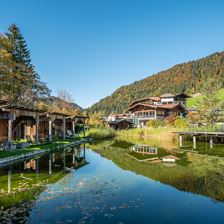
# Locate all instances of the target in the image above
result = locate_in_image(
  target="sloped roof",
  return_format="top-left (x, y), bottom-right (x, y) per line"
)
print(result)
top-left (128, 96), bottom-right (161, 107)
top-left (126, 102), bottom-right (186, 112)
top-left (0, 101), bottom-right (45, 113)
top-left (149, 97), bottom-right (161, 101)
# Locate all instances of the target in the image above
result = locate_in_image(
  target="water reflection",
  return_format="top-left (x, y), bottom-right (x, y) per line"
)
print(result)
top-left (131, 144), bottom-right (158, 155)
top-left (1, 139), bottom-right (224, 224)
top-left (92, 139), bottom-right (224, 201)
top-left (0, 145), bottom-right (87, 211)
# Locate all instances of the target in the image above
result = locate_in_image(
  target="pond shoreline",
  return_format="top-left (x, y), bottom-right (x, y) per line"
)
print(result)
top-left (0, 138), bottom-right (89, 167)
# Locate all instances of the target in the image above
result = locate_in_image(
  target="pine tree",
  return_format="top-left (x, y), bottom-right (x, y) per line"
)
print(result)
top-left (3, 24), bottom-right (50, 105)
top-left (5, 24), bottom-right (31, 66)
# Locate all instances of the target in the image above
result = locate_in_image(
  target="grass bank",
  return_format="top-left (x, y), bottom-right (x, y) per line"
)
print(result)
top-left (0, 138), bottom-right (83, 159)
top-left (117, 127), bottom-right (177, 141)
top-left (86, 127), bottom-right (116, 140)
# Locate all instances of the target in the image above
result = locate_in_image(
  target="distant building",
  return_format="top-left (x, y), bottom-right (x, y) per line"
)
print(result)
top-left (107, 113), bottom-right (132, 122)
top-left (108, 119), bottom-right (133, 130)
top-left (125, 93), bottom-right (190, 127)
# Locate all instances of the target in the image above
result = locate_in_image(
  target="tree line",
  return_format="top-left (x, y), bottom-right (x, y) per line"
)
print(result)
top-left (89, 52), bottom-right (224, 115)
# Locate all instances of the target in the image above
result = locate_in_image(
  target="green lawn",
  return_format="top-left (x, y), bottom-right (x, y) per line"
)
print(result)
top-left (0, 138), bottom-right (84, 159)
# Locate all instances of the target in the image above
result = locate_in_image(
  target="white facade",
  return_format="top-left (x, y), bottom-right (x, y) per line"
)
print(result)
top-left (160, 97), bottom-right (174, 104)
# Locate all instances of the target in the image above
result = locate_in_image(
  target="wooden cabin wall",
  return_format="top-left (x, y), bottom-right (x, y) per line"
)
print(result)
top-left (0, 120), bottom-right (8, 143)
top-left (39, 122), bottom-right (48, 139)
top-left (30, 125), bottom-right (36, 137)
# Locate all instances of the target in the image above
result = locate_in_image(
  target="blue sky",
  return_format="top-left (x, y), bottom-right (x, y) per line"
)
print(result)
top-left (0, 0), bottom-right (224, 108)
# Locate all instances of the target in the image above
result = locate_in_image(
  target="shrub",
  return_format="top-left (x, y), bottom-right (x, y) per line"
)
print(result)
top-left (165, 115), bottom-right (176, 126)
top-left (146, 119), bottom-right (166, 128)
top-left (174, 117), bottom-right (188, 129)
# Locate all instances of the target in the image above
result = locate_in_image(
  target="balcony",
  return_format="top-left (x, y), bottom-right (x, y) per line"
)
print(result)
top-left (133, 115), bottom-right (164, 120)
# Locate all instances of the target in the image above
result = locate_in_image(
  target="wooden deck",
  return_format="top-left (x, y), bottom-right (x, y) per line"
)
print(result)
top-left (173, 131), bottom-right (224, 149)
top-left (173, 131), bottom-right (224, 137)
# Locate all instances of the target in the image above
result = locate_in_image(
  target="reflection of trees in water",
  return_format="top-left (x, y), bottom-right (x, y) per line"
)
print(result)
top-left (116, 135), bottom-right (178, 150)
top-left (0, 145), bottom-right (87, 209)
top-left (93, 140), bottom-right (224, 201)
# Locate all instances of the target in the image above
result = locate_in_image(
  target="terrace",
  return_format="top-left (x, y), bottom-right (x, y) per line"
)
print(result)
top-left (0, 100), bottom-right (88, 159)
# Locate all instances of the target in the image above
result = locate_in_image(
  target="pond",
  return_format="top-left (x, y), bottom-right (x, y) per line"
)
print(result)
top-left (1, 138), bottom-right (224, 223)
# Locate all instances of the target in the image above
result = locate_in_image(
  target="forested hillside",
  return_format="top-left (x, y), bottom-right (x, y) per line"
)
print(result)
top-left (89, 52), bottom-right (224, 115)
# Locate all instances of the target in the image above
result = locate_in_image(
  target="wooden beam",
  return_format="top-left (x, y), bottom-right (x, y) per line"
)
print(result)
top-left (35, 115), bottom-right (39, 144)
top-left (210, 137), bottom-right (214, 149)
top-left (8, 114), bottom-right (13, 144)
top-left (179, 135), bottom-right (183, 148)
top-left (72, 121), bottom-right (75, 138)
top-left (49, 154), bottom-right (52, 175)
top-left (63, 118), bottom-right (66, 140)
top-left (83, 121), bottom-right (86, 137)
top-left (193, 136), bottom-right (196, 149)
top-left (8, 167), bottom-right (11, 194)
top-left (49, 120), bottom-right (52, 142)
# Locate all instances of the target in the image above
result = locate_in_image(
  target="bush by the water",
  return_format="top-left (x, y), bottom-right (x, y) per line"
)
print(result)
top-left (174, 117), bottom-right (188, 129)
top-left (87, 127), bottom-right (116, 139)
top-left (146, 119), bottom-right (166, 128)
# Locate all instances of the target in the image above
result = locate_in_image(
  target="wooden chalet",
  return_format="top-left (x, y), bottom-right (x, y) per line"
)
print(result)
top-left (126, 93), bottom-right (188, 126)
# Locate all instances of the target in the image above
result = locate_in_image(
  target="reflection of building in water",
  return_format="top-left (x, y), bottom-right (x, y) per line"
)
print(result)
top-left (24, 159), bottom-right (36, 170)
top-left (131, 144), bottom-right (157, 155)
top-left (53, 145), bottom-right (88, 170)
top-left (162, 155), bottom-right (180, 163)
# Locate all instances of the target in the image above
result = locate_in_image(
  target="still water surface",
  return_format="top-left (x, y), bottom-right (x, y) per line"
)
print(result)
top-left (1, 140), bottom-right (224, 223)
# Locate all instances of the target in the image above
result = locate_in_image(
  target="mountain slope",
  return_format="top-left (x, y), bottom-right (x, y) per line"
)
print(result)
top-left (89, 52), bottom-right (224, 115)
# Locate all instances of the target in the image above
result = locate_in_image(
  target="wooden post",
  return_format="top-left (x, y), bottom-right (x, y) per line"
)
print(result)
top-left (83, 124), bottom-right (85, 138)
top-left (63, 118), bottom-right (66, 140)
top-left (8, 116), bottom-right (13, 146)
top-left (210, 137), bottom-right (213, 149)
top-left (49, 154), bottom-right (52, 175)
top-left (193, 136), bottom-right (196, 150)
top-left (8, 166), bottom-right (12, 193)
top-left (24, 124), bottom-right (27, 139)
top-left (52, 153), bottom-right (55, 162)
top-left (154, 110), bottom-right (157, 119)
top-left (72, 147), bottom-right (75, 164)
top-left (179, 135), bottom-right (183, 148)
top-left (63, 149), bottom-right (66, 170)
top-left (35, 115), bottom-right (39, 145)
top-left (19, 123), bottom-right (22, 140)
top-left (49, 120), bottom-right (52, 142)
top-left (36, 158), bottom-right (39, 179)
top-left (83, 144), bottom-right (86, 158)
top-left (72, 121), bottom-right (75, 138)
